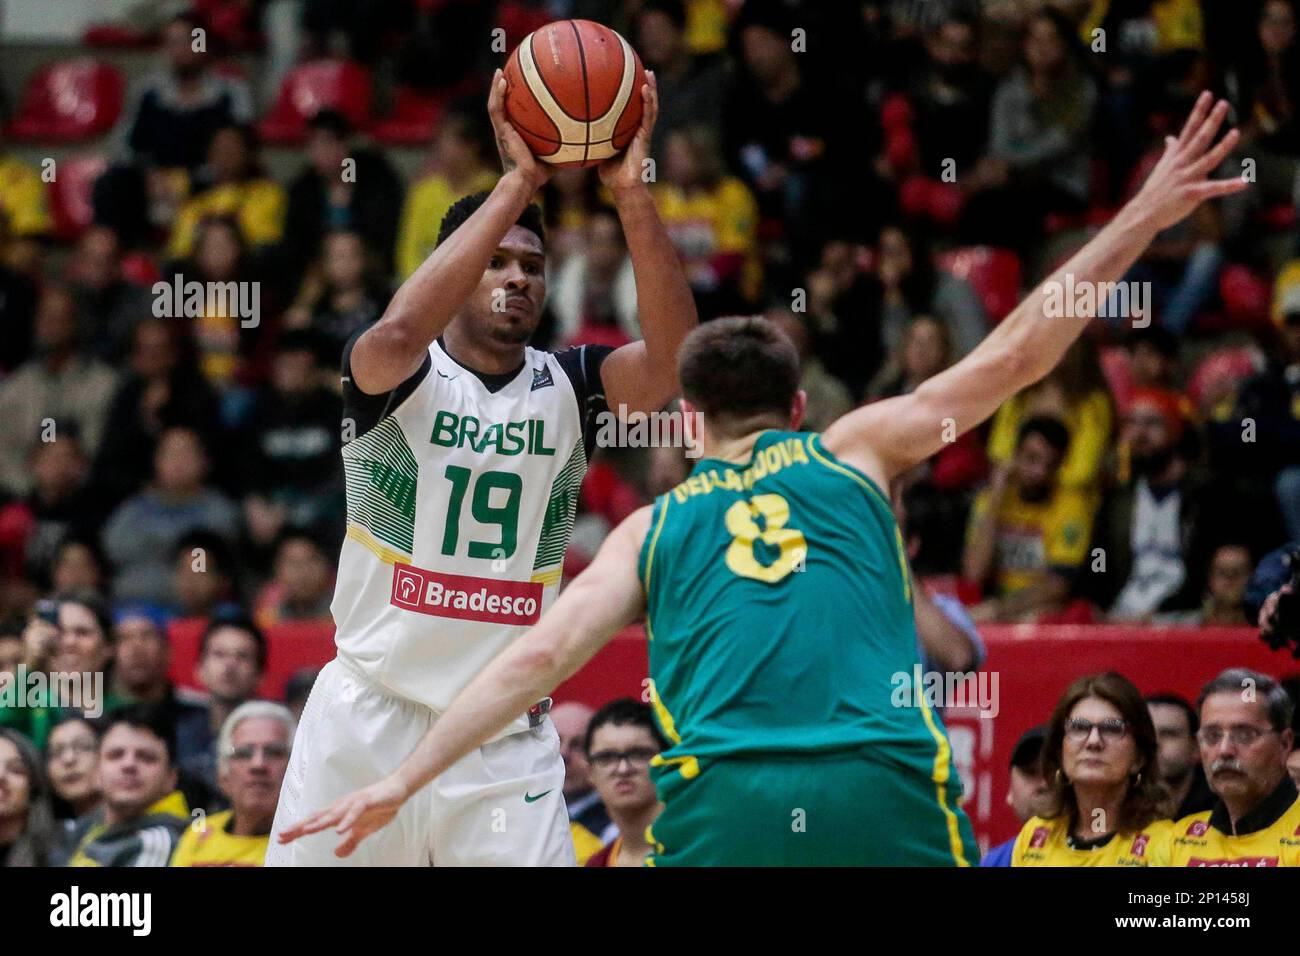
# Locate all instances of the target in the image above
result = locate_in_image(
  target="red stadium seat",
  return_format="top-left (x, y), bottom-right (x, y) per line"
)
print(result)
top-left (6, 59), bottom-right (125, 142)
top-left (121, 251), bottom-right (162, 287)
top-left (82, 24), bottom-right (158, 48)
top-left (1219, 263), bottom-right (1273, 331)
top-left (937, 246), bottom-right (1022, 322)
top-left (259, 59), bottom-right (372, 144)
top-left (47, 153), bottom-right (108, 241)
top-left (369, 87), bottom-right (448, 145)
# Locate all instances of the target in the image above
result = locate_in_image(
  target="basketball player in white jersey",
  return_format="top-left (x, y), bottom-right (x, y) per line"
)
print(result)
top-left (266, 68), bottom-right (695, 866)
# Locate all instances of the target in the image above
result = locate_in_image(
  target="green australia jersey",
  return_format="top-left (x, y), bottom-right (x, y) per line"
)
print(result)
top-left (637, 430), bottom-right (956, 778)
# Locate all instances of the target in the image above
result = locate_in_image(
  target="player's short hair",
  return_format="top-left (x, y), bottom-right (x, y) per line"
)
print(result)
top-left (1197, 668), bottom-right (1294, 733)
top-left (200, 610), bottom-right (268, 672)
top-left (217, 700), bottom-right (296, 775)
top-left (436, 191), bottom-right (545, 249)
top-left (585, 698), bottom-right (667, 754)
top-left (678, 316), bottom-right (800, 437)
top-left (1015, 415), bottom-right (1071, 458)
top-left (1145, 692), bottom-right (1199, 735)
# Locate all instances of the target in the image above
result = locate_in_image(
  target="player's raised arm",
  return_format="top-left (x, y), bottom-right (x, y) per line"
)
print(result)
top-left (823, 92), bottom-right (1246, 484)
top-left (348, 70), bottom-right (550, 395)
top-left (277, 507), bottom-right (653, 857)
top-left (596, 71), bottom-right (700, 415)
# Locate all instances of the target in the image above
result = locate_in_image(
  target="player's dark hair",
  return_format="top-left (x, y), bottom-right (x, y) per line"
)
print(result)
top-left (585, 698), bottom-right (668, 754)
top-left (97, 704), bottom-right (178, 767)
top-left (1016, 415), bottom-right (1071, 458)
top-left (1041, 672), bottom-right (1171, 833)
top-left (1145, 693), bottom-right (1198, 735)
top-left (200, 610), bottom-right (268, 672)
top-left (678, 316), bottom-right (800, 436)
top-left (436, 191), bottom-right (545, 248)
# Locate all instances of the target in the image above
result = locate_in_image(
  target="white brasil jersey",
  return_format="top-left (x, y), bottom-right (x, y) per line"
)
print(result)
top-left (332, 335), bottom-right (610, 733)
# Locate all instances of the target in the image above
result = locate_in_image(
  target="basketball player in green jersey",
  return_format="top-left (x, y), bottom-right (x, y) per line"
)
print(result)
top-left (279, 93), bottom-right (1246, 865)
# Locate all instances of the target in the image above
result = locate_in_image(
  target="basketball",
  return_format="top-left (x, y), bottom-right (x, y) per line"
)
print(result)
top-left (503, 19), bottom-right (645, 168)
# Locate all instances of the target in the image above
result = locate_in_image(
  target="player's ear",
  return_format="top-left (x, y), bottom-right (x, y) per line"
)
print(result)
top-left (790, 391), bottom-right (807, 431)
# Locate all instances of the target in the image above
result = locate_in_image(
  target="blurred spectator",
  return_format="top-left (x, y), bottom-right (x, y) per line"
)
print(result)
top-left (172, 530), bottom-right (239, 619)
top-left (167, 124), bottom-right (288, 260)
top-left (0, 231), bottom-right (38, 372)
top-left (655, 126), bottom-right (761, 315)
top-left (283, 667), bottom-right (320, 724)
top-left (541, 167), bottom-right (603, 267)
top-left (285, 231), bottom-right (391, 358)
top-left (45, 715), bottom-right (102, 823)
top-left (870, 313), bottom-right (952, 400)
top-left (65, 227), bottom-right (155, 365)
top-left (981, 724), bottom-right (1051, 867)
top-left (986, 337), bottom-right (1114, 502)
top-left (0, 432), bottom-right (93, 603)
top-left (551, 701), bottom-right (614, 864)
top-left (0, 616), bottom-right (21, 676)
top-left (187, 614), bottom-right (267, 792)
top-left (1155, 543), bottom-right (1255, 626)
top-left (171, 702), bottom-right (294, 866)
top-left (1146, 693), bottom-right (1216, 819)
top-left (283, 110), bottom-right (405, 276)
top-left (0, 134), bottom-right (51, 279)
top-left (880, 223), bottom-right (988, 359)
top-left (0, 727), bottom-right (57, 866)
top-left (964, 416), bottom-right (1094, 622)
top-left (96, 12), bottom-right (256, 246)
top-left (636, 0), bottom-right (726, 154)
top-left (92, 317), bottom-right (223, 511)
top-left (960, 10), bottom-right (1096, 250)
top-left (1010, 672), bottom-right (1170, 866)
top-left (253, 530), bottom-right (335, 630)
top-left (49, 537), bottom-right (108, 598)
top-left (65, 706), bottom-right (189, 867)
top-left (765, 308), bottom-right (852, 432)
top-left (395, 109), bottom-right (497, 280)
top-left (0, 285), bottom-right (118, 499)
top-left (548, 205), bottom-right (639, 348)
top-left (1126, 325), bottom-right (1182, 391)
top-left (582, 699), bottom-right (666, 868)
top-left (101, 426), bottom-right (239, 606)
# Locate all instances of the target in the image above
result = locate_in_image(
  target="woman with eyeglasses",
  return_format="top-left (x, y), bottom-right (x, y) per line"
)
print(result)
top-left (1011, 672), bottom-right (1173, 866)
top-left (0, 728), bottom-right (58, 866)
top-left (46, 715), bottom-right (102, 821)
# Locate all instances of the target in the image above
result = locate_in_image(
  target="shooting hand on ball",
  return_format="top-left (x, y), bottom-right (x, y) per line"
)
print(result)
top-left (488, 69), bottom-right (550, 192)
top-left (599, 69), bottom-right (658, 196)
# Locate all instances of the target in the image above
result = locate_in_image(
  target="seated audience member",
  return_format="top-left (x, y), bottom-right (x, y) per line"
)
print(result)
top-left (1011, 673), bottom-right (1171, 866)
top-left (65, 226), bottom-right (154, 364)
top-left (0, 727), bottom-right (57, 866)
top-left (45, 715), bottom-right (102, 823)
top-left (552, 701), bottom-right (615, 864)
top-left (101, 426), bottom-right (239, 606)
top-left (548, 205), bottom-right (639, 348)
top-left (65, 706), bottom-right (189, 867)
top-left (0, 617), bottom-right (21, 676)
top-left (1154, 542), bottom-right (1254, 626)
top-left (635, 0), bottom-right (726, 154)
top-left (1163, 669), bottom-right (1300, 865)
top-left (1126, 326), bottom-right (1183, 392)
top-left (583, 700), bottom-right (667, 867)
top-left (283, 668), bottom-right (320, 724)
top-left (172, 531), bottom-right (239, 619)
top-left (172, 702), bottom-right (294, 866)
top-left (982, 725), bottom-right (1051, 867)
top-left (49, 537), bottom-right (108, 597)
top-left (1146, 693), bottom-right (1216, 820)
top-left (190, 614), bottom-right (268, 792)
top-left (253, 530), bottom-right (336, 630)
top-left (284, 232), bottom-right (391, 359)
top-left (963, 417), bottom-right (1093, 622)
top-left (765, 308), bottom-right (852, 433)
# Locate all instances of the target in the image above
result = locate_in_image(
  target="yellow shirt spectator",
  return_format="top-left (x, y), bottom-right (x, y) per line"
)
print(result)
top-left (987, 390), bottom-right (1113, 498)
top-left (967, 483), bottom-right (1094, 597)
top-left (1081, 0), bottom-right (1203, 53)
top-left (572, 821), bottom-right (605, 866)
top-left (1012, 814), bottom-right (1171, 866)
top-left (396, 169), bottom-right (499, 279)
top-left (1161, 787), bottom-right (1300, 867)
top-left (653, 175), bottom-right (761, 302)
top-left (167, 178), bottom-right (286, 259)
top-left (171, 809), bottom-right (270, 866)
top-left (0, 152), bottom-right (52, 237)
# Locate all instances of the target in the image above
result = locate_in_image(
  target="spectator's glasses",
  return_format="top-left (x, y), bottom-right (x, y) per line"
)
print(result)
top-left (588, 747), bottom-right (658, 772)
top-left (1196, 725), bottom-right (1277, 748)
top-left (49, 739), bottom-right (96, 760)
top-left (226, 743), bottom-right (291, 762)
top-left (1064, 718), bottom-right (1129, 742)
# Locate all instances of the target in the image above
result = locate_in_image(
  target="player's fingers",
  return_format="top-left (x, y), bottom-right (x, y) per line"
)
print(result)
top-left (643, 70), bottom-right (659, 131)
top-left (280, 806), bottom-right (338, 840)
top-left (1187, 127), bottom-right (1240, 179)
top-left (335, 829), bottom-right (363, 858)
top-left (487, 70), bottom-right (506, 120)
top-left (1175, 90), bottom-right (1213, 148)
top-left (1184, 99), bottom-right (1230, 162)
top-left (1186, 177), bottom-right (1249, 201)
top-left (335, 799), bottom-right (367, 835)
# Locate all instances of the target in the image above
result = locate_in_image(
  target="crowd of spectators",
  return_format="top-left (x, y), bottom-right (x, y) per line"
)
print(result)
top-left (3, 0), bottom-right (1300, 865)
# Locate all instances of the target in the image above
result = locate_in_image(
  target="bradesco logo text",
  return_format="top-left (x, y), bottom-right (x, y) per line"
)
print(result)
top-left (430, 411), bottom-right (555, 456)
top-left (391, 563), bottom-right (543, 625)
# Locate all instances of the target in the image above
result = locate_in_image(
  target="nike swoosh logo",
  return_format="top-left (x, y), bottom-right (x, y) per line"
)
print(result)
top-left (524, 789), bottom-right (553, 803)
top-left (437, 370), bottom-right (459, 380)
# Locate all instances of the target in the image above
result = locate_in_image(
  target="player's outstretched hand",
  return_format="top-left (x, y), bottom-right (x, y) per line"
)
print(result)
top-left (277, 775), bottom-right (409, 858)
top-left (488, 68), bottom-right (549, 192)
top-left (1131, 91), bottom-right (1248, 232)
top-left (598, 69), bottom-right (657, 196)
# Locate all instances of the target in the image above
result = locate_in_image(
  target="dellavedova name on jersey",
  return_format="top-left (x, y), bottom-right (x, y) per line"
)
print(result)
top-left (429, 411), bottom-right (556, 456)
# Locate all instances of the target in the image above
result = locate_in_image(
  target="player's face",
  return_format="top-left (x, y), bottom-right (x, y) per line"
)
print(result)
top-left (1006, 765), bottom-right (1052, 823)
top-left (221, 716), bottom-right (291, 822)
top-left (1147, 703), bottom-right (1197, 783)
top-left (1198, 693), bottom-right (1292, 803)
top-left (1061, 696), bottom-right (1141, 790)
top-left (47, 720), bottom-right (100, 807)
top-left (463, 227), bottom-right (546, 348)
top-left (97, 725), bottom-right (176, 819)
top-left (587, 724), bottom-right (661, 814)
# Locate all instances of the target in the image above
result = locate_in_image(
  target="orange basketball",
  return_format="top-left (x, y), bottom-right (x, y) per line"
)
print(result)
top-left (502, 19), bottom-right (645, 168)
